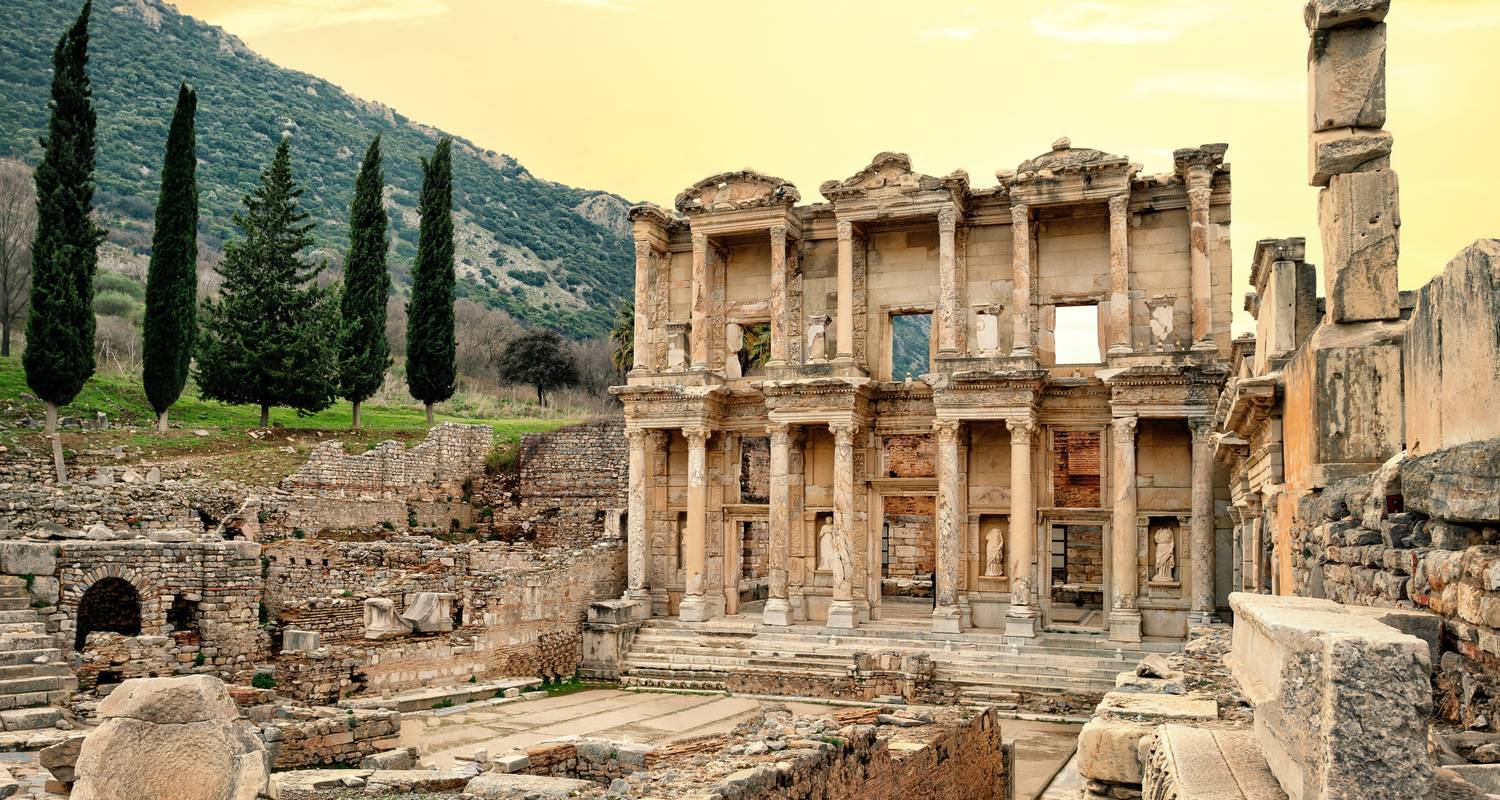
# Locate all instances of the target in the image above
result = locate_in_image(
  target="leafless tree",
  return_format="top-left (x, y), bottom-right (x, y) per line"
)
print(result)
top-left (0, 160), bottom-right (36, 357)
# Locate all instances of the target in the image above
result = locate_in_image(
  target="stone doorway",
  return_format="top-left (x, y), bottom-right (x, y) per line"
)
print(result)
top-left (1042, 521), bottom-right (1105, 630)
top-left (76, 577), bottom-right (143, 650)
top-left (880, 495), bottom-right (935, 599)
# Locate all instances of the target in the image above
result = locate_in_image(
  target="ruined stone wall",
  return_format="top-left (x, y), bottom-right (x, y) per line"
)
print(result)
top-left (1404, 239), bottom-right (1500, 454)
top-left (492, 418), bottom-right (627, 550)
top-left (882, 495), bottom-right (935, 588)
top-left (283, 422), bottom-right (492, 497)
top-left (0, 458), bottom-right (245, 533)
top-left (77, 631), bottom-right (200, 690)
top-left (262, 707), bottom-right (401, 770)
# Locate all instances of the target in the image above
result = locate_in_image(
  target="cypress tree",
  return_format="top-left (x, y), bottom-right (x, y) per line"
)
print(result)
top-left (195, 138), bottom-right (338, 428)
top-left (23, 1), bottom-right (103, 484)
top-left (405, 138), bottom-right (455, 424)
top-left (338, 135), bottom-right (391, 430)
top-left (142, 83), bottom-right (198, 433)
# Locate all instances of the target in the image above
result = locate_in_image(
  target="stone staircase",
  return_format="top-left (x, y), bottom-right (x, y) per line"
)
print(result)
top-left (619, 616), bottom-right (1179, 714)
top-left (0, 577), bottom-right (72, 736)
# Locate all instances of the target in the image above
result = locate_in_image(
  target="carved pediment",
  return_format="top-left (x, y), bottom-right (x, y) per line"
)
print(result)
top-left (1013, 137), bottom-right (1130, 181)
top-left (819, 152), bottom-right (968, 203)
top-left (675, 170), bottom-right (800, 215)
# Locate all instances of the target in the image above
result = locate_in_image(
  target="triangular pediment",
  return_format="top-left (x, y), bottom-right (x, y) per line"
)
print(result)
top-left (674, 169), bottom-right (800, 215)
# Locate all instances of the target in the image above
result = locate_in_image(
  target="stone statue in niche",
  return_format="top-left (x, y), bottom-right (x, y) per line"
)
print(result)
top-left (984, 522), bottom-right (1005, 577)
top-left (1146, 295), bottom-right (1177, 352)
top-left (677, 518), bottom-right (688, 570)
top-left (1152, 527), bottom-right (1177, 582)
top-left (831, 524), bottom-right (853, 591)
top-left (806, 315), bottom-right (831, 363)
top-left (816, 515), bottom-right (834, 570)
top-left (724, 322), bottom-right (744, 379)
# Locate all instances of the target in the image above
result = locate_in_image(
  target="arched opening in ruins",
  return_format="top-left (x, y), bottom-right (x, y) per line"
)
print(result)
top-left (75, 577), bottom-right (142, 650)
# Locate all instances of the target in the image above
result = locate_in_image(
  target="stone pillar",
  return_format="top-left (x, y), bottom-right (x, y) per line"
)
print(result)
top-left (679, 426), bottom-right (711, 622)
top-left (1248, 503), bottom-right (1266, 594)
top-left (1108, 415), bottom-right (1142, 642)
top-left (1187, 176), bottom-right (1215, 349)
top-left (937, 205), bottom-right (960, 356)
top-left (932, 419), bottom-right (963, 633)
top-left (1188, 417), bottom-right (1217, 623)
top-left (827, 421), bottom-right (860, 629)
top-left (1005, 415), bottom-right (1038, 638)
top-left (625, 428), bottom-right (652, 602)
top-left (763, 423), bottom-right (794, 626)
top-left (1010, 203), bottom-right (1033, 357)
top-left (690, 232), bottom-right (710, 370)
top-left (1107, 194), bottom-right (1132, 355)
top-left (632, 241), bottom-right (654, 370)
top-left (769, 225), bottom-right (790, 367)
top-left (835, 221), bottom-right (855, 362)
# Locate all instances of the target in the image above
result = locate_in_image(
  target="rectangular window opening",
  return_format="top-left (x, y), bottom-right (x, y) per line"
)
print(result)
top-left (1054, 304), bottom-right (1101, 365)
top-left (890, 313), bottom-right (932, 380)
top-left (739, 322), bottom-right (771, 376)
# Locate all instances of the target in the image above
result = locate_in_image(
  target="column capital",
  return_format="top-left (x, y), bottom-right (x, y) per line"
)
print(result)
top-left (683, 426), bottom-right (712, 445)
top-left (769, 224), bottom-right (788, 247)
top-left (691, 231), bottom-right (708, 250)
top-left (1187, 186), bottom-right (1213, 208)
top-left (932, 418), bottom-right (963, 443)
top-left (769, 423), bottom-right (793, 447)
top-left (1006, 416), bottom-right (1036, 442)
top-left (1108, 193), bottom-right (1130, 217)
top-left (1010, 202), bottom-right (1030, 224)
top-left (1188, 416), bottom-right (1214, 441)
top-left (1111, 415), bottom-right (1139, 443)
top-left (829, 421), bottom-right (861, 445)
top-left (647, 429), bottom-right (669, 449)
top-left (625, 428), bottom-right (650, 447)
top-left (836, 220), bottom-right (854, 241)
top-left (937, 203), bottom-right (959, 234)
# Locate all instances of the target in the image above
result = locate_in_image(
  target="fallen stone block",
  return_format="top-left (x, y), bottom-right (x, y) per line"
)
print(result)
top-left (1228, 593), bottom-right (1431, 800)
top-left (358, 746), bottom-right (417, 770)
top-left (464, 773), bottom-right (596, 799)
top-left (1142, 725), bottom-right (1285, 800)
top-left (268, 769), bottom-right (370, 799)
top-left (365, 768), bottom-right (471, 792)
top-left (1078, 717), bottom-right (1158, 785)
top-left (39, 734), bottom-right (84, 783)
top-left (1097, 692), bottom-right (1217, 721)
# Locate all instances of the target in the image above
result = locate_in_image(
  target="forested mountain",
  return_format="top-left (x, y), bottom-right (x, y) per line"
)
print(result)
top-left (0, 0), bottom-right (634, 338)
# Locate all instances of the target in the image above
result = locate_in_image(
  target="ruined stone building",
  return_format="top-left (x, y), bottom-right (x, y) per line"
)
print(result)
top-left (614, 141), bottom-right (1235, 643)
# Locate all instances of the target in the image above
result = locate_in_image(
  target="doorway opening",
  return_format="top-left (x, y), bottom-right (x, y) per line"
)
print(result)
top-left (1046, 522), bottom-right (1105, 629)
top-left (76, 577), bottom-right (142, 650)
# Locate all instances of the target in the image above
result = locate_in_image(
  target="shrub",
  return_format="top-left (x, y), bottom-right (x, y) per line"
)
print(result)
top-left (252, 672), bottom-right (276, 690)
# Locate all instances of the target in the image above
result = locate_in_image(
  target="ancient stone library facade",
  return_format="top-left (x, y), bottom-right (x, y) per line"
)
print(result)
top-left (613, 140), bottom-right (1235, 642)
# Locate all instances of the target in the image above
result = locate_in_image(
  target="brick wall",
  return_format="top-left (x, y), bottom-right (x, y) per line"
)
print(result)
top-left (1052, 430), bottom-right (1102, 508)
top-left (882, 496), bottom-right (935, 593)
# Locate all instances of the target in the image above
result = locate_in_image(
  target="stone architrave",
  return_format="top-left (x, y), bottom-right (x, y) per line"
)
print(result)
top-left (937, 204), bottom-right (961, 356)
top-left (768, 226), bottom-right (790, 366)
top-left (1319, 169), bottom-right (1400, 322)
top-left (1005, 416), bottom-right (1038, 638)
top-left (932, 419), bottom-right (963, 633)
top-left (1188, 418), bottom-right (1217, 623)
top-left (1010, 204), bottom-right (1034, 357)
top-left (363, 598), bottom-right (411, 639)
top-left (1109, 415), bottom-right (1142, 642)
top-left (624, 429), bottom-right (651, 601)
top-left (835, 221), bottom-right (855, 361)
top-left (763, 424), bottom-right (794, 626)
top-left (827, 422), bottom-right (860, 629)
top-left (1107, 194), bottom-right (1132, 354)
top-left (679, 427), bottom-right (711, 622)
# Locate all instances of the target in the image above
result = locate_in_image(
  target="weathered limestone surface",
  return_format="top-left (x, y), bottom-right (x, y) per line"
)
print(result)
top-left (1318, 170), bottom-right (1399, 322)
top-left (1400, 438), bottom-right (1500, 524)
top-left (1403, 240), bottom-right (1500, 453)
top-left (1303, 0), bottom-right (1390, 32)
top-left (1142, 726), bottom-right (1286, 800)
top-left (1307, 127), bottom-right (1391, 187)
top-left (1227, 593), bottom-right (1431, 800)
top-left (1308, 23), bottom-right (1386, 132)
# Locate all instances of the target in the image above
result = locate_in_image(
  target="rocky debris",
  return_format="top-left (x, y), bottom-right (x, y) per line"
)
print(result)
top-left (38, 734), bottom-right (84, 783)
top-left (1402, 439), bottom-right (1500, 525)
top-left (464, 773), bottom-right (596, 799)
top-left (71, 675), bottom-right (269, 800)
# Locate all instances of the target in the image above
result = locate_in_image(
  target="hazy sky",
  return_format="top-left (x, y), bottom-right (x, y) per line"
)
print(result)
top-left (173, 0), bottom-right (1500, 332)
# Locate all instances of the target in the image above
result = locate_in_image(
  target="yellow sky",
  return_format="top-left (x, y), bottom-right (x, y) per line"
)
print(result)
top-left (174, 0), bottom-right (1500, 332)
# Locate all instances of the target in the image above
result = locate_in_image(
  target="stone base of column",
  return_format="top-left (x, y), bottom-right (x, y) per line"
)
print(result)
top-left (1004, 607), bottom-right (1039, 639)
top-left (678, 596), bottom-right (708, 622)
top-left (1107, 609), bottom-right (1143, 643)
top-left (762, 598), bottom-right (792, 627)
top-left (826, 601), bottom-right (858, 630)
top-left (1190, 339), bottom-right (1218, 352)
top-left (1009, 347), bottom-right (1034, 359)
top-left (1106, 343), bottom-right (1133, 356)
top-left (1187, 610), bottom-right (1221, 626)
top-left (931, 605), bottom-right (962, 634)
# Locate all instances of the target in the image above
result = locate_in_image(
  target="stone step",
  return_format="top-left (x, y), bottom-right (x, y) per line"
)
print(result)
top-left (623, 649), bottom-right (1121, 683)
top-left (0, 635), bottom-right (57, 653)
top-left (0, 611), bottom-right (39, 625)
top-left (0, 624), bottom-right (48, 637)
top-left (0, 649), bottom-right (61, 668)
top-left (632, 627), bottom-right (1171, 658)
top-left (0, 674), bottom-right (73, 696)
top-left (0, 706), bottom-right (62, 732)
top-left (0, 663), bottom-right (71, 682)
top-left (627, 638), bottom-right (1140, 672)
top-left (0, 598), bottom-right (31, 612)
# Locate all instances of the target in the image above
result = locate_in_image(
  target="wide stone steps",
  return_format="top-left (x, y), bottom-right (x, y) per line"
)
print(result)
top-left (627, 635), bottom-right (1143, 673)
top-left (0, 579), bottom-right (73, 732)
top-left (622, 647), bottom-right (1122, 686)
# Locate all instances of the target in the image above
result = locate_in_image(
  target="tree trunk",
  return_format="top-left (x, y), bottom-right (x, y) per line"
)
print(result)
top-left (259, 404), bottom-right (269, 429)
top-left (352, 399), bottom-right (361, 431)
top-left (0, 321), bottom-right (9, 358)
top-left (45, 402), bottom-right (66, 485)
top-left (157, 409), bottom-right (169, 433)
top-left (425, 402), bottom-right (434, 425)
top-left (537, 385), bottom-right (544, 407)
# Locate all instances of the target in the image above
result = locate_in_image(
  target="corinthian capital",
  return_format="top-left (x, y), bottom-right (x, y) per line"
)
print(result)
top-left (1007, 416), bottom-right (1036, 442)
top-left (769, 423), bottom-right (793, 448)
top-left (1108, 194), bottom-right (1129, 218)
top-left (1111, 415), bottom-right (1138, 444)
top-left (1187, 186), bottom-right (1212, 209)
top-left (683, 426), bottom-right (712, 446)
top-left (1188, 416), bottom-right (1213, 441)
top-left (932, 419), bottom-right (962, 443)
top-left (691, 231), bottom-right (708, 251)
top-left (829, 421), bottom-right (860, 446)
top-left (625, 428), bottom-right (649, 448)
top-left (1010, 203), bottom-right (1029, 226)
top-left (937, 204), bottom-right (958, 234)
top-left (769, 225), bottom-right (787, 248)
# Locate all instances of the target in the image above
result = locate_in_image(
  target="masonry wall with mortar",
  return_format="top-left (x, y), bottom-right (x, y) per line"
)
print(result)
top-left (488, 418), bottom-right (629, 550)
top-left (0, 458), bottom-right (246, 533)
top-left (260, 707), bottom-right (402, 769)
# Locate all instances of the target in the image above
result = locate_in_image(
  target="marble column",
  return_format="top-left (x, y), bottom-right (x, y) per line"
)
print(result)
top-left (769, 225), bottom-right (789, 367)
top-left (932, 419), bottom-right (963, 633)
top-left (1248, 503), bottom-right (1265, 594)
top-left (679, 426), bottom-right (711, 622)
top-left (827, 421), bottom-right (860, 629)
top-left (763, 423), bottom-right (794, 626)
top-left (937, 205), bottom-right (960, 357)
top-left (632, 241), bottom-right (654, 370)
top-left (1188, 417), bottom-right (1218, 623)
top-left (1005, 415), bottom-right (1038, 638)
top-left (1187, 176), bottom-right (1215, 349)
top-left (835, 221), bottom-right (855, 362)
top-left (1107, 194), bottom-right (1132, 355)
top-left (690, 232), bottom-right (710, 370)
top-left (625, 428), bottom-right (651, 602)
top-left (1010, 203), bottom-right (1033, 358)
top-left (1108, 415), bottom-right (1142, 642)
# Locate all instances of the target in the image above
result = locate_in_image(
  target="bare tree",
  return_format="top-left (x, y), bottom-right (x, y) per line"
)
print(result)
top-left (0, 160), bottom-right (36, 357)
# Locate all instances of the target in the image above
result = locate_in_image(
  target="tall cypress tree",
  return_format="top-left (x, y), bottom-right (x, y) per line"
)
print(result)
top-left (405, 138), bottom-right (455, 424)
top-left (142, 83), bottom-right (198, 433)
top-left (338, 135), bottom-right (391, 430)
top-left (24, 1), bottom-right (103, 484)
top-left (195, 138), bottom-right (337, 428)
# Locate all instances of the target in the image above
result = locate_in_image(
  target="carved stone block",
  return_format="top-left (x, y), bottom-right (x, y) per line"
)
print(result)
top-left (1318, 169), bottom-right (1399, 322)
top-left (1308, 23), bottom-right (1386, 132)
top-left (1303, 0), bottom-right (1390, 31)
top-left (1308, 127), bottom-right (1391, 187)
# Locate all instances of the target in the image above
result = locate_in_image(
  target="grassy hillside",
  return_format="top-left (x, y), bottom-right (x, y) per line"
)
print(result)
top-left (0, 0), bottom-right (634, 338)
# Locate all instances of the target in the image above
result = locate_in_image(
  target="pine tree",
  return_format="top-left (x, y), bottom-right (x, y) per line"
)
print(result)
top-left (23, 1), bottom-right (103, 484)
top-left (195, 138), bottom-right (337, 428)
top-left (405, 138), bottom-right (455, 424)
top-left (142, 83), bottom-right (198, 433)
top-left (338, 135), bottom-right (391, 430)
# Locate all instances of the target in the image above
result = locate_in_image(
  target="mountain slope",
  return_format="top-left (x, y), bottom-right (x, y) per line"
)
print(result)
top-left (0, 0), bottom-right (633, 339)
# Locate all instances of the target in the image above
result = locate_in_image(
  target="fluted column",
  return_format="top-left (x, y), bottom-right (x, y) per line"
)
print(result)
top-left (690, 232), bottom-right (710, 369)
top-left (1010, 203), bottom-right (1033, 358)
top-left (827, 421), bottom-right (860, 629)
top-left (625, 428), bottom-right (651, 601)
top-left (1187, 176), bottom-right (1215, 349)
top-left (1108, 416), bottom-right (1142, 642)
top-left (932, 419), bottom-right (963, 633)
top-left (679, 426), bottom-right (711, 622)
top-left (835, 221), bottom-right (855, 362)
top-left (1188, 417), bottom-right (1218, 622)
top-left (1005, 415), bottom-right (1038, 638)
top-left (937, 205), bottom-right (960, 356)
top-left (1107, 194), bottom-right (1132, 355)
top-left (769, 226), bottom-right (789, 367)
top-left (763, 423), bottom-right (794, 626)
